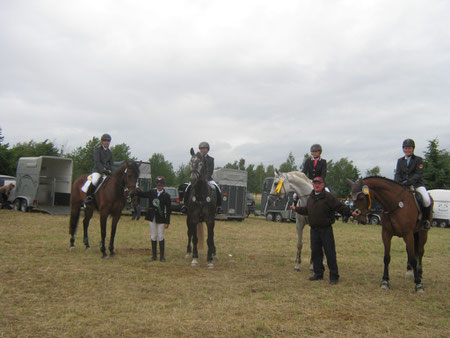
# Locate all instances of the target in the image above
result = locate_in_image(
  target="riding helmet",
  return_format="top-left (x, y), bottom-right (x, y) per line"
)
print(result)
top-left (310, 144), bottom-right (322, 153)
top-left (402, 139), bottom-right (415, 149)
top-left (101, 133), bottom-right (112, 142)
top-left (199, 141), bottom-right (210, 151)
top-left (155, 176), bottom-right (166, 185)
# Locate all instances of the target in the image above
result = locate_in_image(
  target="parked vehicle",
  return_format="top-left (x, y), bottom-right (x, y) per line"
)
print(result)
top-left (246, 192), bottom-right (256, 216)
top-left (9, 156), bottom-right (72, 215)
top-left (429, 189), bottom-right (450, 228)
top-left (260, 177), bottom-right (295, 222)
top-left (0, 174), bottom-right (16, 187)
top-left (213, 168), bottom-right (247, 221)
top-left (165, 187), bottom-right (182, 212)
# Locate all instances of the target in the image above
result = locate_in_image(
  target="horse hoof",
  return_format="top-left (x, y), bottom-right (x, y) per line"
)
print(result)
top-left (207, 263), bottom-right (214, 269)
top-left (85, 247), bottom-right (91, 251)
top-left (102, 254), bottom-right (109, 259)
top-left (380, 281), bottom-right (390, 290)
top-left (185, 253), bottom-right (191, 259)
top-left (191, 259), bottom-right (199, 267)
top-left (404, 270), bottom-right (413, 279)
top-left (69, 246), bottom-right (75, 251)
top-left (294, 263), bottom-right (300, 271)
top-left (415, 284), bottom-right (425, 293)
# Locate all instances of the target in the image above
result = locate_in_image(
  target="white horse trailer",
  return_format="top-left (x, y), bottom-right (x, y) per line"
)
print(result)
top-left (213, 168), bottom-right (247, 221)
top-left (10, 156), bottom-right (73, 215)
top-left (429, 189), bottom-right (450, 228)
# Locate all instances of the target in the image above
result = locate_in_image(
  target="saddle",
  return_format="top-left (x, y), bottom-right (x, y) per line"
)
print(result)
top-left (81, 174), bottom-right (108, 194)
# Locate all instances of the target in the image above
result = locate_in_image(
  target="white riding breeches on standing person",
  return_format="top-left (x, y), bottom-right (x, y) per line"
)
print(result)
top-left (149, 221), bottom-right (165, 241)
top-left (416, 186), bottom-right (431, 208)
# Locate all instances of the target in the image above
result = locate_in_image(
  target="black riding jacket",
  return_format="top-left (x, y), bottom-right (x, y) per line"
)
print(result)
top-left (205, 154), bottom-right (214, 181)
top-left (93, 146), bottom-right (113, 174)
top-left (302, 157), bottom-right (327, 180)
top-left (394, 154), bottom-right (425, 188)
top-left (137, 188), bottom-right (171, 224)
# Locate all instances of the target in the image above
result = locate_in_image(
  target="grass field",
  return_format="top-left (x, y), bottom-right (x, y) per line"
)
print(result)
top-left (1, 210), bottom-right (449, 337)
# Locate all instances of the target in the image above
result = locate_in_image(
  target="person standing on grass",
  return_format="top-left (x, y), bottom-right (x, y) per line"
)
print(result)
top-left (137, 176), bottom-right (171, 262)
top-left (290, 176), bottom-right (356, 284)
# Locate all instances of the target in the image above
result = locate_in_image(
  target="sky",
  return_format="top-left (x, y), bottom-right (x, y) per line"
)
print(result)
top-left (1, 0), bottom-right (449, 178)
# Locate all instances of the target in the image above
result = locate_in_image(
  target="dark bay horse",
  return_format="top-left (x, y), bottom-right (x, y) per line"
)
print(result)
top-left (69, 161), bottom-right (140, 258)
top-left (348, 177), bottom-right (431, 292)
top-left (185, 148), bottom-right (216, 268)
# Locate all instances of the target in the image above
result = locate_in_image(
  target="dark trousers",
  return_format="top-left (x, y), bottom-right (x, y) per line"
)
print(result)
top-left (310, 226), bottom-right (339, 281)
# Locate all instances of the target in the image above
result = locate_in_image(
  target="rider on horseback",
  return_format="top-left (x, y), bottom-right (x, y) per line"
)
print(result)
top-left (181, 141), bottom-right (222, 213)
top-left (302, 143), bottom-right (330, 193)
top-left (394, 139), bottom-right (432, 230)
top-left (84, 133), bottom-right (114, 205)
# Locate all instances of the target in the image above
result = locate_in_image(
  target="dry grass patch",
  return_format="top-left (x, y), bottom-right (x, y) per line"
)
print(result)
top-left (1, 210), bottom-right (449, 337)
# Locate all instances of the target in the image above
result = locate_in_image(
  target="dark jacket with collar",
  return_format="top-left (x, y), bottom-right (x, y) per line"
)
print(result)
top-left (294, 190), bottom-right (352, 228)
top-left (137, 188), bottom-right (171, 224)
top-left (93, 146), bottom-right (113, 174)
top-left (205, 154), bottom-right (214, 181)
top-left (302, 157), bottom-right (327, 180)
top-left (394, 154), bottom-right (424, 188)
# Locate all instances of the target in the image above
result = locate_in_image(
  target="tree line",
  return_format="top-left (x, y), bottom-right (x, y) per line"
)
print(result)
top-left (1, 128), bottom-right (448, 197)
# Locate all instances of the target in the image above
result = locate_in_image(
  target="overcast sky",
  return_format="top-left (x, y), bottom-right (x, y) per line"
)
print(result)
top-left (1, 0), bottom-right (449, 178)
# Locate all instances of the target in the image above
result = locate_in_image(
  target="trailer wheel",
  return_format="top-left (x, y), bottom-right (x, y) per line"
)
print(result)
top-left (13, 199), bottom-right (22, 211)
top-left (266, 213), bottom-right (274, 222)
top-left (275, 213), bottom-right (283, 222)
top-left (19, 200), bottom-right (28, 212)
top-left (432, 220), bottom-right (438, 227)
top-left (440, 221), bottom-right (447, 228)
top-left (369, 216), bottom-right (380, 225)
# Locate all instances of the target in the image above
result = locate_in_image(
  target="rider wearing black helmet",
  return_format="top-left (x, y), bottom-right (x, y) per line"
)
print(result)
top-left (302, 144), bottom-right (327, 181)
top-left (84, 133), bottom-right (114, 205)
top-left (181, 141), bottom-right (222, 213)
top-left (394, 139), bottom-right (432, 230)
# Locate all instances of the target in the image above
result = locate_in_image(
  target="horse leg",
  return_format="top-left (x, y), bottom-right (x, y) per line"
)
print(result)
top-left (99, 212), bottom-right (108, 258)
top-left (380, 229), bottom-right (392, 290)
top-left (404, 232), bottom-right (423, 292)
top-left (190, 222), bottom-right (199, 266)
top-left (185, 226), bottom-right (192, 258)
top-left (82, 208), bottom-right (94, 250)
top-left (206, 220), bottom-right (215, 269)
top-left (417, 230), bottom-right (428, 281)
top-left (69, 203), bottom-right (82, 249)
top-left (295, 218), bottom-right (305, 271)
top-left (108, 213), bottom-right (121, 257)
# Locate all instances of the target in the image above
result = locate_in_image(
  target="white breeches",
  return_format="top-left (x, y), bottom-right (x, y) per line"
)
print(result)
top-left (149, 221), bottom-right (165, 241)
top-left (416, 186), bottom-right (431, 207)
top-left (91, 172), bottom-right (102, 186)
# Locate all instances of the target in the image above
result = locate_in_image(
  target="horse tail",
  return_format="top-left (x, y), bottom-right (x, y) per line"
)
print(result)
top-left (197, 222), bottom-right (204, 250)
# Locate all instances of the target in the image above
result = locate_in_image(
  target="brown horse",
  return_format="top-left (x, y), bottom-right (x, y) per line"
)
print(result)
top-left (69, 161), bottom-right (140, 258)
top-left (348, 176), bottom-right (432, 292)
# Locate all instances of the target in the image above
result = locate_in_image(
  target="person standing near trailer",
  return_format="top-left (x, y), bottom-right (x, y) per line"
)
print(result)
top-left (137, 176), bottom-right (171, 262)
top-left (84, 134), bottom-right (114, 205)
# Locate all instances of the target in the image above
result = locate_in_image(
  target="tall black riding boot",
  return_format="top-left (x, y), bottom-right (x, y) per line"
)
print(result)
top-left (422, 206), bottom-right (432, 230)
top-left (151, 240), bottom-right (157, 261)
top-left (159, 240), bottom-right (166, 262)
top-left (216, 189), bottom-right (223, 214)
top-left (84, 184), bottom-right (96, 205)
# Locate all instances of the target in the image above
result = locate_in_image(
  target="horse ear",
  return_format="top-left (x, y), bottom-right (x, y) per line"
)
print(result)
top-left (346, 178), bottom-right (354, 185)
top-left (275, 169), bottom-right (280, 175)
top-left (138, 161), bottom-right (142, 167)
top-left (190, 147), bottom-right (195, 156)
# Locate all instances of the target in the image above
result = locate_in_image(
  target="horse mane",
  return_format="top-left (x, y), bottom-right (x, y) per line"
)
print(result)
top-left (363, 176), bottom-right (403, 188)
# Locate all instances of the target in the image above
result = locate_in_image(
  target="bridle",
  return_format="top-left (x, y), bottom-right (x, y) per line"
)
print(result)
top-left (121, 167), bottom-right (138, 204)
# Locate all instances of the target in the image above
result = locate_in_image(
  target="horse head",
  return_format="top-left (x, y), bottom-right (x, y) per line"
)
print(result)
top-left (268, 169), bottom-right (289, 205)
top-left (189, 147), bottom-right (207, 186)
top-left (347, 178), bottom-right (371, 224)
top-left (122, 161), bottom-right (141, 203)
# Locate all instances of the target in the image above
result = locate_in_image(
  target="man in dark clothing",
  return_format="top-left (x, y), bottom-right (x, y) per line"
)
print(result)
top-left (291, 176), bottom-right (355, 284)
top-left (394, 138), bottom-right (432, 230)
top-left (84, 133), bottom-right (114, 205)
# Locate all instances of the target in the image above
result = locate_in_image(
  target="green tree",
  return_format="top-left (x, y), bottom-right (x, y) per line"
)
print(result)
top-left (279, 152), bottom-right (298, 172)
top-left (423, 138), bottom-right (450, 189)
top-left (246, 164), bottom-right (257, 193)
top-left (148, 153), bottom-right (176, 187)
top-left (111, 143), bottom-right (136, 162)
top-left (224, 161), bottom-right (239, 169)
top-left (68, 137), bottom-right (101, 180)
top-left (327, 158), bottom-right (360, 198)
top-left (253, 163), bottom-right (266, 194)
top-left (365, 166), bottom-right (381, 177)
top-left (299, 153), bottom-right (310, 171)
top-left (265, 164), bottom-right (275, 178)
top-left (0, 128), bottom-right (13, 175)
top-left (175, 163), bottom-right (190, 186)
